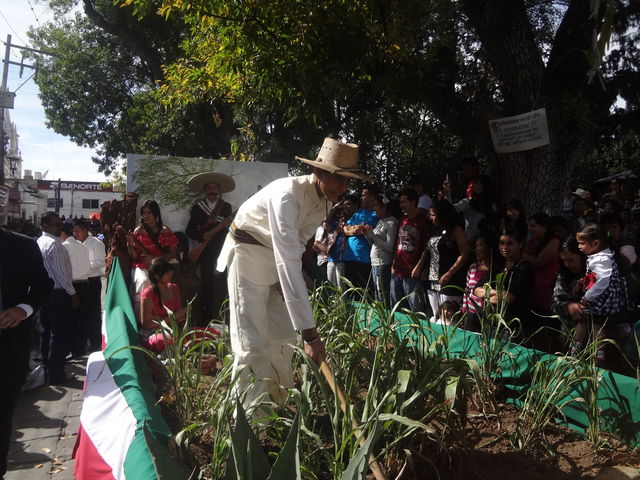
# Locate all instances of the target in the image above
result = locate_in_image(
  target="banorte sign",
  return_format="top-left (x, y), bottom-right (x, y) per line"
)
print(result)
top-left (38, 180), bottom-right (113, 192)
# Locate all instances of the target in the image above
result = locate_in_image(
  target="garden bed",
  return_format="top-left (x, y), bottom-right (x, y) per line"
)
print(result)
top-left (151, 294), bottom-right (640, 479)
top-left (160, 381), bottom-right (640, 479)
top-left (90, 264), bottom-right (640, 479)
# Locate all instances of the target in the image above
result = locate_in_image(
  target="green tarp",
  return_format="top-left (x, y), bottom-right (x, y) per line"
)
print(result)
top-left (355, 305), bottom-right (640, 448)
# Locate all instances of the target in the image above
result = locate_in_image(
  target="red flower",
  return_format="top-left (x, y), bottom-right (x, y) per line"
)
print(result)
top-left (580, 272), bottom-right (597, 291)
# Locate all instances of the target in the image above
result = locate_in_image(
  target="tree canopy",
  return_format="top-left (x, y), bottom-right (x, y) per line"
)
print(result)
top-left (28, 0), bottom-right (233, 174)
top-left (29, 0), bottom-right (640, 211)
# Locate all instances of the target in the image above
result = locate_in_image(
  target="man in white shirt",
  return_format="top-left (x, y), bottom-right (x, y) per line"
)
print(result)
top-left (61, 222), bottom-right (91, 358)
top-left (73, 219), bottom-right (106, 352)
top-left (217, 137), bottom-right (371, 412)
top-left (408, 176), bottom-right (433, 217)
top-left (37, 212), bottom-right (79, 385)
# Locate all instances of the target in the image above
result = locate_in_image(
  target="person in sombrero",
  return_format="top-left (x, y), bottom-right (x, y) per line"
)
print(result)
top-left (186, 172), bottom-right (235, 323)
top-left (216, 137), bottom-right (371, 412)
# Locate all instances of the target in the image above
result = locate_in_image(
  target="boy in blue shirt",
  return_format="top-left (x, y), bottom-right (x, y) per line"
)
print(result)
top-left (343, 186), bottom-right (379, 290)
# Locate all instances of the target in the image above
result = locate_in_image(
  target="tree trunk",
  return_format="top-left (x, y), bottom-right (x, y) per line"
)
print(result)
top-left (455, 0), bottom-right (606, 214)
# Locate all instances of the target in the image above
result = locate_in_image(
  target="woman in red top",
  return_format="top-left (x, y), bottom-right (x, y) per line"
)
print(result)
top-left (127, 200), bottom-right (178, 315)
top-left (523, 213), bottom-right (561, 311)
top-left (522, 212), bottom-right (562, 352)
top-left (140, 258), bottom-right (222, 353)
top-left (140, 258), bottom-right (186, 351)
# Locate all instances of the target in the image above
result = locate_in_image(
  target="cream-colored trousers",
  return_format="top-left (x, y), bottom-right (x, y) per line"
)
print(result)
top-left (227, 242), bottom-right (297, 410)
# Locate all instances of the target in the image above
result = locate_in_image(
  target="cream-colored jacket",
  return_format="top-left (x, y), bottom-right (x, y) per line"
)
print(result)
top-left (217, 174), bottom-right (327, 330)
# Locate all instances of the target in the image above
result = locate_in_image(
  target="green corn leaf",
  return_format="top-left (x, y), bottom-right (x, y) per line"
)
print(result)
top-left (267, 409), bottom-right (302, 480)
top-left (339, 421), bottom-right (381, 480)
top-left (224, 398), bottom-right (271, 480)
top-left (444, 374), bottom-right (460, 413)
top-left (377, 413), bottom-right (437, 435)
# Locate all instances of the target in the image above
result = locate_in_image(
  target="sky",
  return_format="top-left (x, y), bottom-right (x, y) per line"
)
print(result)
top-left (0, 0), bottom-right (110, 182)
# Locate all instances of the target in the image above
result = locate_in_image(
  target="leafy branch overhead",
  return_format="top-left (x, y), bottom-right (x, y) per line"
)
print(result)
top-left (27, 0), bottom-right (640, 212)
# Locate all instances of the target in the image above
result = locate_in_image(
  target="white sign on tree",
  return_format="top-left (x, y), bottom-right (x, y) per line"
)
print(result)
top-left (489, 108), bottom-right (550, 154)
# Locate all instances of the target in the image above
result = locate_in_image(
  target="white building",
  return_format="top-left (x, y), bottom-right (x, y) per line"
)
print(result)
top-left (37, 179), bottom-right (121, 219)
top-left (2, 109), bottom-right (22, 182)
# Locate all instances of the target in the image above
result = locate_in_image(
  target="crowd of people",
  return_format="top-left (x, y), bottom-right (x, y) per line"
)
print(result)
top-left (2, 136), bottom-right (640, 474)
top-left (310, 158), bottom-right (640, 367)
top-left (0, 213), bottom-right (105, 478)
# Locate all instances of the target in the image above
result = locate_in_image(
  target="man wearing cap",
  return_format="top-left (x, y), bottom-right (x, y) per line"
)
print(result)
top-left (186, 172), bottom-right (235, 323)
top-left (217, 137), bottom-right (370, 411)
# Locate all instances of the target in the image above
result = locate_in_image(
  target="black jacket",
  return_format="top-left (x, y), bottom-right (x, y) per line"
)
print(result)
top-left (186, 200), bottom-right (232, 263)
top-left (0, 228), bottom-right (53, 321)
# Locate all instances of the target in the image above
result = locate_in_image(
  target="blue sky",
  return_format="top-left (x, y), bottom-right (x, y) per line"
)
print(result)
top-left (0, 0), bottom-right (110, 182)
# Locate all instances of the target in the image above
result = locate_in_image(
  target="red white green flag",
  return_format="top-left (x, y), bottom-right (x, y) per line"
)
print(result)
top-left (73, 258), bottom-right (185, 479)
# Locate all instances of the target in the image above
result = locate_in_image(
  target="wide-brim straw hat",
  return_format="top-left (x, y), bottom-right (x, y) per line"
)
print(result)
top-left (573, 188), bottom-right (587, 199)
top-left (187, 172), bottom-right (236, 193)
top-left (296, 137), bottom-right (372, 182)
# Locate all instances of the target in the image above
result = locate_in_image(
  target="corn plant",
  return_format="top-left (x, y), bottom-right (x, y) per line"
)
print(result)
top-left (510, 354), bottom-right (589, 453)
top-left (223, 398), bottom-right (302, 480)
top-left (151, 304), bottom-right (240, 479)
top-left (469, 276), bottom-right (524, 409)
top-left (299, 286), bottom-right (491, 477)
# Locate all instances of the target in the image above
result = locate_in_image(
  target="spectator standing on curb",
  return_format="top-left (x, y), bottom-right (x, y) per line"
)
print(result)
top-left (367, 196), bottom-right (400, 307)
top-left (343, 186), bottom-right (379, 291)
top-left (408, 176), bottom-right (433, 217)
top-left (61, 223), bottom-right (91, 358)
top-left (37, 212), bottom-right (79, 385)
top-left (390, 189), bottom-right (429, 312)
top-left (74, 218), bottom-right (106, 352)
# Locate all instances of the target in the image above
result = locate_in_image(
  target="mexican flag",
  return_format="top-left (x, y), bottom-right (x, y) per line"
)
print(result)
top-left (73, 258), bottom-right (186, 479)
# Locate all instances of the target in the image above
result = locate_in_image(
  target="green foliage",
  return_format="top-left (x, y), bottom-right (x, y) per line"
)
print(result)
top-left (151, 283), bottom-right (632, 478)
top-left (223, 398), bottom-right (271, 480)
top-left (339, 421), bottom-right (381, 480)
top-left (510, 355), bottom-right (589, 453)
top-left (27, 0), bottom-right (228, 174)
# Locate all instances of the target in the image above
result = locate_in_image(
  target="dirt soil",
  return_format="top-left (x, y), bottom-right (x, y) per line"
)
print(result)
top-left (401, 405), bottom-right (640, 480)
top-left (150, 352), bottom-right (640, 480)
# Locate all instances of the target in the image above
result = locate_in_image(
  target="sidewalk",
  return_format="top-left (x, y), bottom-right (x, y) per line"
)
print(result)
top-left (5, 358), bottom-right (87, 480)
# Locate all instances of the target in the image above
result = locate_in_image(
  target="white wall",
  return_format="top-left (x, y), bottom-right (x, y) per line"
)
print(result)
top-left (126, 155), bottom-right (289, 233)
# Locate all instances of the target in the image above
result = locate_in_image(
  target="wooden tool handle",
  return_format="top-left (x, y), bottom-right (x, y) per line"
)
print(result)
top-left (319, 360), bottom-right (387, 480)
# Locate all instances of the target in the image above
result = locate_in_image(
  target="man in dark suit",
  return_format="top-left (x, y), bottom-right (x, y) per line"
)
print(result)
top-left (186, 172), bottom-right (235, 323)
top-left (0, 227), bottom-right (53, 478)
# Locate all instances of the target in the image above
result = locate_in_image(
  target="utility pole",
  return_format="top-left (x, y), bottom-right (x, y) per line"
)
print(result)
top-left (0, 34), bottom-right (12, 186)
top-left (54, 178), bottom-right (61, 214)
top-left (70, 183), bottom-right (74, 218)
top-left (1, 34), bottom-right (55, 186)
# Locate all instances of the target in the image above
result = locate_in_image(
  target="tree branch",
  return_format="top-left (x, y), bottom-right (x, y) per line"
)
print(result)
top-left (83, 0), bottom-right (165, 81)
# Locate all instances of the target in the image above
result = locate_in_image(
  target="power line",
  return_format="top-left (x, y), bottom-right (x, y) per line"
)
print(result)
top-left (14, 71), bottom-right (36, 92)
top-left (0, 10), bottom-right (28, 45)
top-left (27, 1), bottom-right (40, 26)
top-left (26, 0), bottom-right (41, 25)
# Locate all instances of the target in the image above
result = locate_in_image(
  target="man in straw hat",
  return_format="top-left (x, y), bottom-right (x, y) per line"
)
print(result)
top-left (216, 137), bottom-right (371, 411)
top-left (186, 172), bottom-right (235, 323)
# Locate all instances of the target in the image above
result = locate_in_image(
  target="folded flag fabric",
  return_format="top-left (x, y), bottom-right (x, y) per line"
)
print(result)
top-left (73, 258), bottom-right (186, 480)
